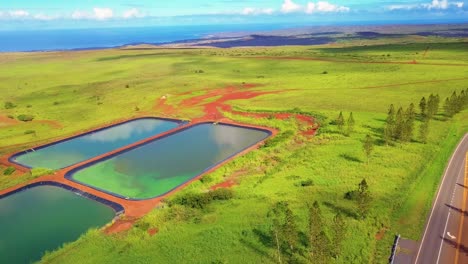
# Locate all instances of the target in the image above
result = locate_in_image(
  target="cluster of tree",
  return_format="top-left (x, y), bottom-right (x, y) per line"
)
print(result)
top-left (335, 112), bottom-right (355, 136)
top-left (418, 94), bottom-right (439, 144)
top-left (443, 89), bottom-right (468, 117)
top-left (383, 104), bottom-right (416, 144)
top-left (268, 201), bottom-right (348, 264)
top-left (419, 94), bottom-right (440, 119)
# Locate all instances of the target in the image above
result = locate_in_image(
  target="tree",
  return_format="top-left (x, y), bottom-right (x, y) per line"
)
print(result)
top-left (383, 104), bottom-right (395, 145)
top-left (427, 94), bottom-right (439, 119)
top-left (419, 97), bottom-right (427, 117)
top-left (363, 134), bottom-right (374, 165)
top-left (394, 107), bottom-right (404, 140)
top-left (357, 179), bottom-right (371, 219)
top-left (336, 112), bottom-right (345, 134)
top-left (309, 201), bottom-right (330, 264)
top-left (450, 91), bottom-right (459, 114)
top-left (402, 104), bottom-right (416, 142)
top-left (419, 119), bottom-right (430, 144)
top-left (269, 201), bottom-right (299, 263)
top-left (444, 97), bottom-right (452, 117)
top-left (331, 213), bottom-right (347, 258)
top-left (347, 112), bottom-right (355, 136)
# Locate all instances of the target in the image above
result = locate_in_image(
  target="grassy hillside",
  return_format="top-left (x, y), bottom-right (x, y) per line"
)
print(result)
top-left (0, 41), bottom-right (467, 263)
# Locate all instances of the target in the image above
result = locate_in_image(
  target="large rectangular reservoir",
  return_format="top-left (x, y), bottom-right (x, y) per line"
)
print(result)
top-left (67, 123), bottom-right (271, 200)
top-left (0, 183), bottom-right (119, 264)
top-left (10, 118), bottom-right (181, 170)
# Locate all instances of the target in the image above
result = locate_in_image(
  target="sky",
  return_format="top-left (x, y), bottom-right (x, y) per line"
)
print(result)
top-left (0, 0), bottom-right (467, 30)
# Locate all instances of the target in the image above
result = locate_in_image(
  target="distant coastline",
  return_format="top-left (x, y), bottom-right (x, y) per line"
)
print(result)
top-left (1, 23), bottom-right (467, 53)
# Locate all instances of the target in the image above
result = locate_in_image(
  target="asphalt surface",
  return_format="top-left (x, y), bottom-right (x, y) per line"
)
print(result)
top-left (414, 134), bottom-right (468, 264)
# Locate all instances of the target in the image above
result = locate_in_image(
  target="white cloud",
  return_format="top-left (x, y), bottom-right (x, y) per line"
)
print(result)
top-left (123, 8), bottom-right (144, 19)
top-left (9, 10), bottom-right (29, 18)
top-left (281, 0), bottom-right (350, 14)
top-left (387, 0), bottom-right (464, 10)
top-left (306, 1), bottom-right (350, 13)
top-left (71, 7), bottom-right (113, 20)
top-left (93, 8), bottom-right (113, 20)
top-left (281, 0), bottom-right (302, 13)
top-left (241, 7), bottom-right (274, 15)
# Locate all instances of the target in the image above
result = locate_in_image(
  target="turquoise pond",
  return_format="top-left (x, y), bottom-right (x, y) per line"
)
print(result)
top-left (10, 118), bottom-right (180, 170)
top-left (68, 123), bottom-right (271, 199)
top-left (0, 185), bottom-right (116, 264)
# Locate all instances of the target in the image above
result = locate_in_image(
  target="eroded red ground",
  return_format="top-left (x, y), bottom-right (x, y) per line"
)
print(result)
top-left (0, 83), bottom-right (316, 234)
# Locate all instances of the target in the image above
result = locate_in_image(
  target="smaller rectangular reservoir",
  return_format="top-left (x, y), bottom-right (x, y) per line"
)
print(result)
top-left (67, 123), bottom-right (271, 200)
top-left (0, 183), bottom-right (119, 264)
top-left (10, 118), bottom-right (181, 170)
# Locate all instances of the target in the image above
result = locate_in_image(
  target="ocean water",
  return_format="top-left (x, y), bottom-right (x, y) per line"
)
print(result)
top-left (0, 24), bottom-right (286, 52)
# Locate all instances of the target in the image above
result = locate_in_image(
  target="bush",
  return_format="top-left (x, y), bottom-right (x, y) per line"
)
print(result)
top-left (299, 179), bottom-right (314, 187)
top-left (344, 190), bottom-right (358, 200)
top-left (24, 130), bottom-right (36, 135)
top-left (7, 115), bottom-right (14, 119)
top-left (208, 188), bottom-right (234, 200)
top-left (3, 166), bottom-right (16, 175)
top-left (171, 189), bottom-right (234, 209)
top-left (17, 114), bottom-right (34, 122)
top-left (4, 101), bottom-right (16, 109)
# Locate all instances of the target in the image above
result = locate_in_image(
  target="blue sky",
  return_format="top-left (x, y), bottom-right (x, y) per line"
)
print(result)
top-left (0, 0), bottom-right (467, 29)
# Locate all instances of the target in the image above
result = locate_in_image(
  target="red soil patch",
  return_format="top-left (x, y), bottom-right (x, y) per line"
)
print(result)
top-left (106, 219), bottom-right (135, 234)
top-left (210, 169), bottom-right (248, 190)
top-left (375, 228), bottom-right (387, 241)
top-left (158, 84), bottom-right (317, 136)
top-left (147, 227), bottom-right (159, 236)
top-left (0, 115), bottom-right (18, 125)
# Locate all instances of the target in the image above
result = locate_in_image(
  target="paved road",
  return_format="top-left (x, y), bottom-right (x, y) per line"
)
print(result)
top-left (415, 134), bottom-right (468, 264)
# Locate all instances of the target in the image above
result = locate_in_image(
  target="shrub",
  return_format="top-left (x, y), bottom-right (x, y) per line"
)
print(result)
top-left (24, 130), bottom-right (36, 135)
top-left (7, 115), bottom-right (14, 119)
top-left (344, 190), bottom-right (358, 200)
top-left (299, 179), bottom-right (314, 187)
top-left (208, 188), bottom-right (234, 200)
top-left (17, 114), bottom-right (34, 122)
top-left (4, 101), bottom-right (16, 109)
top-left (3, 166), bottom-right (16, 175)
top-left (171, 189), bottom-right (234, 209)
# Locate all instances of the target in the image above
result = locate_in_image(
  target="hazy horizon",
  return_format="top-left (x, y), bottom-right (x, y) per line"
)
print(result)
top-left (1, 0), bottom-right (467, 30)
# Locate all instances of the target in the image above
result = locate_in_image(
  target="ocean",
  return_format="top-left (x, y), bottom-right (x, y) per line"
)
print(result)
top-left (0, 24), bottom-right (289, 52)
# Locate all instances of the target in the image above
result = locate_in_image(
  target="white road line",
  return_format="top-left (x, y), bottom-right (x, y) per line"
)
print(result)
top-left (414, 134), bottom-right (468, 264)
top-left (436, 212), bottom-right (451, 264)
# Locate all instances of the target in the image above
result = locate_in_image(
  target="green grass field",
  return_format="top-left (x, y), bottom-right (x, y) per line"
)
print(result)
top-left (1, 40), bottom-right (467, 263)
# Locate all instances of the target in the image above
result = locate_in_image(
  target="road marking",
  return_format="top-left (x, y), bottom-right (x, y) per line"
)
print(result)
top-left (436, 212), bottom-right (451, 264)
top-left (454, 153), bottom-right (468, 264)
top-left (415, 134), bottom-right (468, 264)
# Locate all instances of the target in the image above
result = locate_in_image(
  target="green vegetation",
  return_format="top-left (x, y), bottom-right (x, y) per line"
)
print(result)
top-left (29, 168), bottom-right (54, 177)
top-left (4, 101), bottom-right (16, 109)
top-left (0, 40), bottom-right (467, 263)
top-left (3, 166), bottom-right (16, 176)
top-left (17, 114), bottom-right (34, 122)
